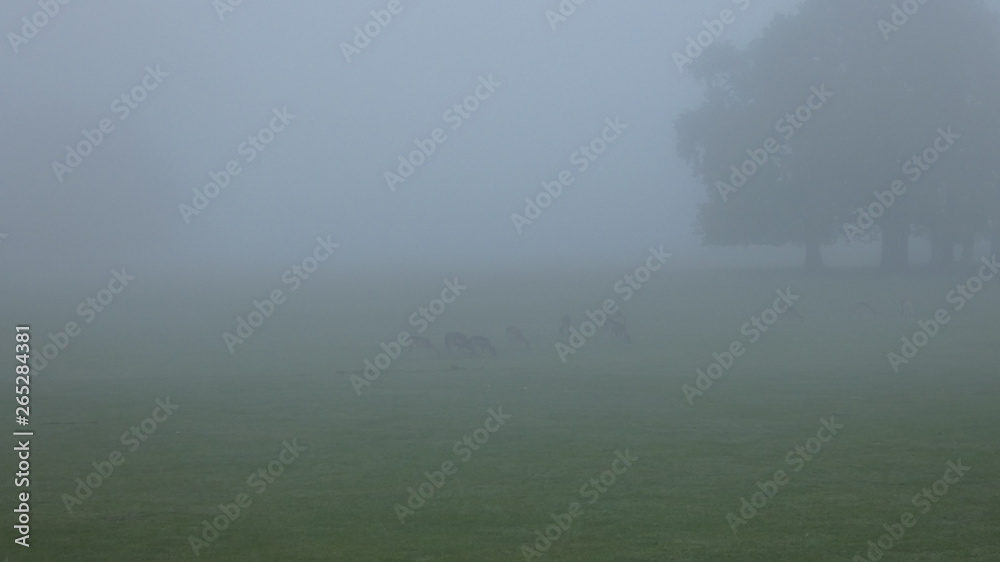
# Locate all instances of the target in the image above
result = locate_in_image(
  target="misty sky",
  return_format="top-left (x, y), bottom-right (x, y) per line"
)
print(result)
top-left (3, 0), bottom-right (898, 291)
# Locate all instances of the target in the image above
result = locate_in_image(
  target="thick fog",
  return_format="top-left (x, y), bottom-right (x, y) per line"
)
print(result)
top-left (3, 1), bottom-right (1000, 560)
top-left (2, 0), bottom-right (812, 291)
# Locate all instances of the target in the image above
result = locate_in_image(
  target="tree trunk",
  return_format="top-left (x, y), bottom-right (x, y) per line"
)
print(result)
top-left (930, 228), bottom-right (955, 269)
top-left (957, 231), bottom-right (976, 263)
top-left (990, 221), bottom-right (999, 258)
top-left (803, 238), bottom-right (823, 270)
top-left (802, 212), bottom-right (824, 270)
top-left (880, 221), bottom-right (909, 270)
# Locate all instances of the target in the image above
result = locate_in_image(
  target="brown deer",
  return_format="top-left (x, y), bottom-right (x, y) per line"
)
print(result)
top-left (469, 335), bottom-right (496, 356)
top-left (855, 302), bottom-right (877, 318)
top-left (898, 298), bottom-right (914, 316)
top-left (444, 332), bottom-right (475, 355)
top-left (506, 326), bottom-right (529, 349)
top-left (409, 335), bottom-right (441, 358)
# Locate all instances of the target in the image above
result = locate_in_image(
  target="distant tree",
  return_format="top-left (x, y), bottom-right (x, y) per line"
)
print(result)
top-left (676, 0), bottom-right (1000, 269)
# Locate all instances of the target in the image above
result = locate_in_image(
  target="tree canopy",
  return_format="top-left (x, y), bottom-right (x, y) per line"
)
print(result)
top-left (676, 0), bottom-right (1000, 269)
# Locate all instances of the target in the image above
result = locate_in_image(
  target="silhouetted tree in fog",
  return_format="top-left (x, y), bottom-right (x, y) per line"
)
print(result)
top-left (676, 0), bottom-right (1000, 270)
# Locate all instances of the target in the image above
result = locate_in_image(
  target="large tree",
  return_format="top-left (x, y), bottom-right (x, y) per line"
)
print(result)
top-left (677, 0), bottom-right (1000, 269)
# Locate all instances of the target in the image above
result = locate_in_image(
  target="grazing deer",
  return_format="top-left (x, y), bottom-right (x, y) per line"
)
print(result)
top-left (409, 335), bottom-right (441, 358)
top-left (855, 302), bottom-right (877, 318)
top-left (606, 317), bottom-right (631, 343)
top-left (469, 335), bottom-right (496, 356)
top-left (444, 332), bottom-right (475, 355)
top-left (784, 305), bottom-right (805, 322)
top-left (559, 315), bottom-right (572, 337)
top-left (506, 326), bottom-right (529, 349)
top-left (898, 298), bottom-right (914, 316)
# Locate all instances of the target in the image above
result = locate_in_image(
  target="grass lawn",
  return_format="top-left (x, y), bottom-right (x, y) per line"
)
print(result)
top-left (5, 267), bottom-right (999, 560)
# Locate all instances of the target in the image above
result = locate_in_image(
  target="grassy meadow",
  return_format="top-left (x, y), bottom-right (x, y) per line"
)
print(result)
top-left (4, 266), bottom-right (999, 561)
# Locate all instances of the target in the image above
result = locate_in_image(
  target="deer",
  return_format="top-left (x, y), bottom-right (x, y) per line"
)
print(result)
top-left (784, 305), bottom-right (805, 322)
top-left (559, 315), bottom-right (572, 337)
top-left (444, 332), bottom-right (475, 355)
top-left (898, 298), bottom-right (914, 316)
top-left (855, 302), bottom-right (877, 318)
top-left (506, 326), bottom-right (529, 349)
top-left (469, 335), bottom-right (496, 356)
top-left (606, 317), bottom-right (631, 343)
top-left (408, 335), bottom-right (441, 358)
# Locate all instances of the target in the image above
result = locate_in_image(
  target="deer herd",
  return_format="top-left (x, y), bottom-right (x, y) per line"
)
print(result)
top-left (407, 312), bottom-right (629, 359)
top-left (403, 297), bottom-right (916, 360)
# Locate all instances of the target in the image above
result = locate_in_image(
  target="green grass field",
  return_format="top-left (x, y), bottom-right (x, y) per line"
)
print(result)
top-left (5, 267), bottom-right (999, 561)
